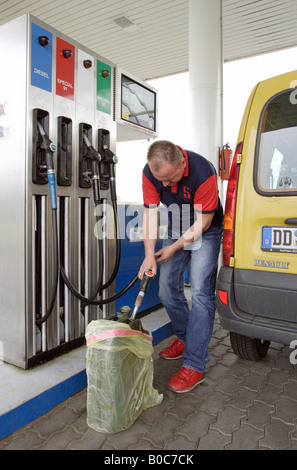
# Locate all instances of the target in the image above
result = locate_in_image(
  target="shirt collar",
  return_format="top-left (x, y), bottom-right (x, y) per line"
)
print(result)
top-left (176, 145), bottom-right (189, 177)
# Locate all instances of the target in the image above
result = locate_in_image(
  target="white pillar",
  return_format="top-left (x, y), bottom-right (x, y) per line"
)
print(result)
top-left (189, 0), bottom-right (222, 172)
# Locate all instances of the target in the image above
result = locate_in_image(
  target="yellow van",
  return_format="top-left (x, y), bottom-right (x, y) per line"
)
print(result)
top-left (216, 69), bottom-right (297, 360)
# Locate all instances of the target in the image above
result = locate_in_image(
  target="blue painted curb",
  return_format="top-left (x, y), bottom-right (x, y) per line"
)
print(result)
top-left (0, 370), bottom-right (87, 440)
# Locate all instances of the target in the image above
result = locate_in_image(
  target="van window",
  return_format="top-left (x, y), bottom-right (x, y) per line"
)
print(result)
top-left (255, 90), bottom-right (297, 195)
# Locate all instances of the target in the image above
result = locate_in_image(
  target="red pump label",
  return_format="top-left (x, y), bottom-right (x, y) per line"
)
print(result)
top-left (56, 37), bottom-right (75, 100)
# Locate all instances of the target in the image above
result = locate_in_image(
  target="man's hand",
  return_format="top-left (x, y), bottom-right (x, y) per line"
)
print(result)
top-left (155, 244), bottom-right (177, 263)
top-left (138, 254), bottom-right (157, 279)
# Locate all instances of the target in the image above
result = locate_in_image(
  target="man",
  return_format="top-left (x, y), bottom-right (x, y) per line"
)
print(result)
top-left (138, 141), bottom-right (223, 393)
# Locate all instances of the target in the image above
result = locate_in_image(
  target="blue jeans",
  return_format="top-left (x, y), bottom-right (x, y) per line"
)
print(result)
top-left (159, 223), bottom-right (223, 373)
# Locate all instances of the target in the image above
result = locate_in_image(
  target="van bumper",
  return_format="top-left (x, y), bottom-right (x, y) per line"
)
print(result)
top-left (216, 266), bottom-right (297, 346)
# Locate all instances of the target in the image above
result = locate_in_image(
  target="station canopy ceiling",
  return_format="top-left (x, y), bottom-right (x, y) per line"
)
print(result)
top-left (1, 0), bottom-right (297, 81)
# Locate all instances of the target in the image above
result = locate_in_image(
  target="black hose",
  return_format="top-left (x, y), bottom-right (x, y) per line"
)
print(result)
top-left (35, 202), bottom-right (134, 324)
top-left (64, 198), bottom-right (123, 307)
top-left (36, 209), bottom-right (59, 325)
top-left (60, 264), bottom-right (138, 305)
top-left (80, 213), bottom-right (104, 307)
top-left (92, 199), bottom-right (121, 292)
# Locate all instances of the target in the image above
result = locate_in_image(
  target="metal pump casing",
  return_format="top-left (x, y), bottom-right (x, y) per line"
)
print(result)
top-left (0, 14), bottom-right (116, 368)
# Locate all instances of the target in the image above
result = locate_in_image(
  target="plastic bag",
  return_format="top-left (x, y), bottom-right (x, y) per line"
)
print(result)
top-left (85, 319), bottom-right (163, 434)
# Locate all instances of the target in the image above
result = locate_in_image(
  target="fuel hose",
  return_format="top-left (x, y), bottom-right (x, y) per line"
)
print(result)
top-left (35, 124), bottom-right (59, 326)
top-left (60, 264), bottom-right (138, 305)
top-left (36, 201), bottom-right (59, 326)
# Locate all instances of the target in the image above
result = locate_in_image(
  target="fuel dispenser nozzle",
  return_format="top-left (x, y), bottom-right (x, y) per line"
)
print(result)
top-left (83, 132), bottom-right (102, 204)
top-left (37, 121), bottom-right (57, 210)
top-left (83, 132), bottom-right (101, 162)
top-left (131, 270), bottom-right (154, 320)
top-left (102, 145), bottom-right (118, 201)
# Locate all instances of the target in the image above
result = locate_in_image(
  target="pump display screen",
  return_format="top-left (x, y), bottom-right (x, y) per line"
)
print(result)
top-left (121, 75), bottom-right (156, 132)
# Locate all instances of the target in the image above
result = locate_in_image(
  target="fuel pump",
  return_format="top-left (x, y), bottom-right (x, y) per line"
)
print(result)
top-left (0, 14), bottom-right (159, 368)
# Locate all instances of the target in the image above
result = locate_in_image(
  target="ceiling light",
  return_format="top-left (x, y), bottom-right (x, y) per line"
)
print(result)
top-left (112, 16), bottom-right (140, 32)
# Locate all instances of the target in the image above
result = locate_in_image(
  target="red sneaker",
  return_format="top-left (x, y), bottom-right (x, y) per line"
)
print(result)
top-left (167, 367), bottom-right (205, 393)
top-left (159, 338), bottom-right (185, 360)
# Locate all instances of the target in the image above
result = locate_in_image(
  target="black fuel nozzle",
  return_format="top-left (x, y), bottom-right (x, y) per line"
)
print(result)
top-left (83, 133), bottom-right (102, 204)
top-left (37, 121), bottom-right (57, 210)
top-left (102, 145), bottom-right (118, 201)
top-left (83, 133), bottom-right (101, 163)
top-left (37, 121), bottom-right (56, 167)
top-left (102, 145), bottom-right (118, 166)
top-left (131, 270), bottom-right (154, 319)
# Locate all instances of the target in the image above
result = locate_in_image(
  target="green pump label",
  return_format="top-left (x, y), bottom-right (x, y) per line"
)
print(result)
top-left (96, 60), bottom-right (111, 114)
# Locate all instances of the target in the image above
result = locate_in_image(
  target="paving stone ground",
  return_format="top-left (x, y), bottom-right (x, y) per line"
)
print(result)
top-left (1, 314), bottom-right (297, 451)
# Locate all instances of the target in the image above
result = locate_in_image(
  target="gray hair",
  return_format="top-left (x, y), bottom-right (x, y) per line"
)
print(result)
top-left (147, 141), bottom-right (183, 171)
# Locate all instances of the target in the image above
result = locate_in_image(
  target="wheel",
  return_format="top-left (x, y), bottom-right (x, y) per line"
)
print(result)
top-left (230, 332), bottom-right (270, 361)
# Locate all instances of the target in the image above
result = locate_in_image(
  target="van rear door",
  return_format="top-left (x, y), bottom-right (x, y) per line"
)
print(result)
top-left (234, 71), bottom-right (297, 323)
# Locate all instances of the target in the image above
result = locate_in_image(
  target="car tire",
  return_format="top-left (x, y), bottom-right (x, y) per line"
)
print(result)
top-left (230, 332), bottom-right (270, 361)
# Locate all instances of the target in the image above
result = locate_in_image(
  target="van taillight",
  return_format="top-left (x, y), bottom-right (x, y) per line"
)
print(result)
top-left (222, 142), bottom-right (243, 266)
top-left (218, 290), bottom-right (228, 306)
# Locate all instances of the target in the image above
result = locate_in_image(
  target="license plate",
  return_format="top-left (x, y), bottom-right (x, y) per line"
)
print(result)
top-left (262, 226), bottom-right (297, 253)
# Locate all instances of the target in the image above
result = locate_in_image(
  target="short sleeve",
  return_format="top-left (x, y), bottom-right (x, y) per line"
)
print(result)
top-left (142, 172), bottom-right (160, 208)
top-left (193, 174), bottom-right (218, 213)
